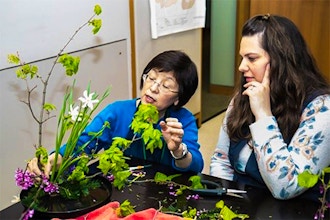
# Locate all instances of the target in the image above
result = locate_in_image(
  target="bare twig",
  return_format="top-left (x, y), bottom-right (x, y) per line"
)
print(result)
top-left (22, 14), bottom-right (97, 147)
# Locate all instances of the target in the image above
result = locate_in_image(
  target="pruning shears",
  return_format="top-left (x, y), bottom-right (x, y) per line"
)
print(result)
top-left (192, 180), bottom-right (247, 198)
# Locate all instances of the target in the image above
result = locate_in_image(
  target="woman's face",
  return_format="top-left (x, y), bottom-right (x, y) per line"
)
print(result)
top-left (238, 34), bottom-right (270, 83)
top-left (140, 69), bottom-right (179, 117)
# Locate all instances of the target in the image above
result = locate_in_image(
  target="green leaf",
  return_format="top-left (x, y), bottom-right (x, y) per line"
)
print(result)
top-left (35, 147), bottom-right (48, 165)
top-left (43, 103), bottom-right (56, 112)
top-left (154, 172), bottom-right (168, 183)
top-left (58, 54), bottom-right (80, 76)
top-left (15, 64), bottom-right (38, 79)
top-left (94, 4), bottom-right (102, 15)
top-left (322, 167), bottom-right (330, 173)
top-left (182, 208), bottom-right (197, 218)
top-left (129, 104), bottom-right (162, 154)
top-left (297, 170), bottom-right (319, 188)
top-left (216, 200), bottom-right (225, 209)
top-left (154, 172), bottom-right (181, 183)
top-left (90, 19), bottom-right (102, 34)
top-left (167, 173), bottom-right (182, 181)
top-left (7, 54), bottom-right (20, 64)
top-left (111, 137), bottom-right (132, 150)
top-left (220, 204), bottom-right (239, 220)
top-left (119, 200), bottom-right (135, 217)
top-left (113, 170), bottom-right (131, 190)
top-left (189, 175), bottom-right (204, 189)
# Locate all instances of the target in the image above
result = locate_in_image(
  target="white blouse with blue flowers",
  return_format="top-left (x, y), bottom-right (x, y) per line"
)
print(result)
top-left (210, 94), bottom-right (330, 199)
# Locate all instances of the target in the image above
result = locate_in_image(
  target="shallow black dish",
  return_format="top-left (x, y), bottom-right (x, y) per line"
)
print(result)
top-left (20, 175), bottom-right (112, 219)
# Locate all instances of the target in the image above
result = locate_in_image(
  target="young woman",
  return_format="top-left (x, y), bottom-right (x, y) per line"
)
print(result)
top-left (210, 14), bottom-right (330, 200)
top-left (29, 50), bottom-right (204, 175)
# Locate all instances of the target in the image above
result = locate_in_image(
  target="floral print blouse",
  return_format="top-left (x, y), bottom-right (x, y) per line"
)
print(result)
top-left (210, 94), bottom-right (330, 199)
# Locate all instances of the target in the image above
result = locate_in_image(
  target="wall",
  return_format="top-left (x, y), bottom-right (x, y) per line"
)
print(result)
top-left (133, 0), bottom-right (203, 125)
top-left (249, 0), bottom-right (329, 82)
top-left (0, 0), bottom-right (131, 210)
top-left (0, 0), bottom-right (131, 70)
top-left (210, 0), bottom-right (237, 87)
top-left (235, 0), bottom-right (330, 85)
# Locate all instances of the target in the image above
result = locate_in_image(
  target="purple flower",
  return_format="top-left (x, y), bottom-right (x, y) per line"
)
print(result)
top-left (40, 175), bottom-right (59, 194)
top-left (186, 194), bottom-right (200, 200)
top-left (15, 169), bottom-right (35, 190)
top-left (319, 185), bottom-right (324, 194)
top-left (169, 191), bottom-right (177, 196)
top-left (192, 194), bottom-right (200, 200)
top-left (21, 208), bottom-right (34, 220)
top-left (106, 174), bottom-right (115, 182)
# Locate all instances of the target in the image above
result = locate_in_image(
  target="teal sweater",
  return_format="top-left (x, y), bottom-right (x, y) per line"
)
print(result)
top-left (60, 98), bottom-right (204, 173)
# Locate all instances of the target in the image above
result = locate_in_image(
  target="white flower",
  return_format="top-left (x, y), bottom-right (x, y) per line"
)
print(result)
top-left (11, 195), bottom-right (20, 203)
top-left (68, 105), bottom-right (81, 121)
top-left (78, 90), bottom-right (99, 110)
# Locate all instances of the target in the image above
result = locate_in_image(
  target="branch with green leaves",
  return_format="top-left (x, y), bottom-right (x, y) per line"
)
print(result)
top-left (97, 103), bottom-right (163, 190)
top-left (7, 4), bottom-right (102, 149)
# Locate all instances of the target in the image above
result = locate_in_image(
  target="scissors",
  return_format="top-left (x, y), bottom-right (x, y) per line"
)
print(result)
top-left (191, 180), bottom-right (247, 198)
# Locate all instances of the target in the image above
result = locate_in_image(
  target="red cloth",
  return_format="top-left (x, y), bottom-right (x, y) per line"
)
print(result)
top-left (51, 201), bottom-right (183, 220)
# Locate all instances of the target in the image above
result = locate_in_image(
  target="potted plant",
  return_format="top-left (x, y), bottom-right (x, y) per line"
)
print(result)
top-left (7, 4), bottom-right (162, 220)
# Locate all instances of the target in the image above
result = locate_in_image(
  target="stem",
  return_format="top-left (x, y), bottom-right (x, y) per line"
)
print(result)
top-left (317, 178), bottom-right (329, 220)
top-left (36, 13), bottom-right (96, 148)
top-left (19, 186), bottom-right (43, 220)
top-left (21, 83), bottom-right (40, 124)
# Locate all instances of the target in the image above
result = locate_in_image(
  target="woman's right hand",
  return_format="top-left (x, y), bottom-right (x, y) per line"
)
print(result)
top-left (243, 63), bottom-right (272, 121)
top-left (27, 153), bottom-right (62, 178)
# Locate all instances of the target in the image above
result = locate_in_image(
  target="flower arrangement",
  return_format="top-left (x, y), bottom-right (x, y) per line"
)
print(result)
top-left (7, 4), bottom-right (163, 220)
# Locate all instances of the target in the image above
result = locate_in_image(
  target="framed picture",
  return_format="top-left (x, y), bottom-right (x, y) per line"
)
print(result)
top-left (149, 0), bottom-right (206, 39)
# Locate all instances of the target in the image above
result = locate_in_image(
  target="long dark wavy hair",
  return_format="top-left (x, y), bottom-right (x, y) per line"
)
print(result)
top-left (227, 14), bottom-right (330, 142)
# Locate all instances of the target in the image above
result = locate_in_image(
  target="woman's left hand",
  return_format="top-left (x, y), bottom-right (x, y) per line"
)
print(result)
top-left (242, 63), bottom-right (272, 121)
top-left (159, 117), bottom-right (184, 151)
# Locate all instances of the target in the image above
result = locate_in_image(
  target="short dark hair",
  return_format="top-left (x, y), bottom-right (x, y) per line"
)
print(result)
top-left (140, 50), bottom-right (198, 109)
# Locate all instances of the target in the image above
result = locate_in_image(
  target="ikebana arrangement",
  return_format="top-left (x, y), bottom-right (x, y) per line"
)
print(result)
top-left (7, 4), bottom-right (162, 220)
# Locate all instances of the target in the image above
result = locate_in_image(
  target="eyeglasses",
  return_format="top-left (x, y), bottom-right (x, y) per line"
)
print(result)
top-left (143, 74), bottom-right (179, 94)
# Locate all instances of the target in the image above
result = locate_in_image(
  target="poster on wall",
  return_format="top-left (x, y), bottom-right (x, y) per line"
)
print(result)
top-left (149, 0), bottom-right (206, 39)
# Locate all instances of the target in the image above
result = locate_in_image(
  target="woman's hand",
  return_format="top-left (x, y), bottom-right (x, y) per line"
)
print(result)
top-left (160, 117), bottom-right (192, 168)
top-left (159, 117), bottom-right (184, 151)
top-left (243, 63), bottom-right (272, 121)
top-left (27, 153), bottom-right (62, 178)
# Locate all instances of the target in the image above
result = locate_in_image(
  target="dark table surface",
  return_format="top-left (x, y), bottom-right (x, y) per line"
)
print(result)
top-left (1, 158), bottom-right (328, 220)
